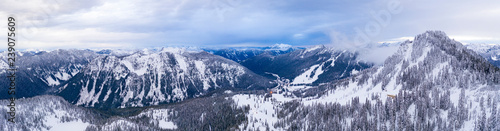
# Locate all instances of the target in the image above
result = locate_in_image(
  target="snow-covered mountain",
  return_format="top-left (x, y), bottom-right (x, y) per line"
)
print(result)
top-left (319, 31), bottom-right (499, 100)
top-left (240, 45), bottom-right (373, 87)
top-left (259, 31), bottom-right (500, 130)
top-left (465, 43), bottom-right (500, 68)
top-left (0, 49), bottom-right (99, 99)
top-left (203, 44), bottom-right (303, 62)
top-left (59, 47), bottom-right (276, 108)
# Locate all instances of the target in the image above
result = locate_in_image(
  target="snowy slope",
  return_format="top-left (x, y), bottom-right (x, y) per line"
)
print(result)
top-left (130, 108), bottom-right (177, 130)
top-left (0, 95), bottom-right (102, 131)
top-left (232, 93), bottom-right (294, 131)
top-left (316, 31), bottom-right (500, 105)
top-left (268, 31), bottom-right (500, 130)
top-left (465, 43), bottom-right (500, 68)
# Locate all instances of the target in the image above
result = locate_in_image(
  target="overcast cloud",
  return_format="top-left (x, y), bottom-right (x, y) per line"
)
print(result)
top-left (1, 0), bottom-right (499, 50)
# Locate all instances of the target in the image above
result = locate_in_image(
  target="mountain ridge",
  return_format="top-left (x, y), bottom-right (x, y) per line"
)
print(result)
top-left (240, 44), bottom-right (373, 87)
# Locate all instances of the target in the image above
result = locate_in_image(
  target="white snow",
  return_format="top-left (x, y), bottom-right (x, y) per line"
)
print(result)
top-left (194, 60), bottom-right (206, 73)
top-left (304, 45), bottom-right (322, 53)
top-left (194, 60), bottom-right (211, 90)
top-left (90, 80), bottom-right (105, 107)
top-left (268, 43), bottom-right (292, 51)
top-left (133, 109), bottom-right (178, 130)
top-left (44, 110), bottom-right (90, 131)
top-left (174, 54), bottom-right (188, 72)
top-left (71, 69), bottom-right (79, 76)
top-left (76, 80), bottom-right (91, 106)
top-left (286, 85), bottom-right (315, 92)
top-left (328, 52), bottom-right (342, 67)
top-left (103, 89), bottom-right (112, 102)
top-left (431, 62), bottom-right (449, 79)
top-left (134, 67), bottom-right (148, 76)
top-left (54, 72), bottom-right (71, 81)
top-left (351, 69), bottom-right (359, 75)
top-left (142, 48), bottom-right (150, 54)
top-left (465, 43), bottom-right (500, 53)
top-left (172, 87), bottom-right (185, 100)
top-left (47, 120), bottom-right (90, 131)
top-left (121, 60), bottom-right (134, 71)
top-left (101, 119), bottom-right (138, 130)
top-left (202, 80), bottom-right (210, 91)
top-left (121, 60), bottom-right (148, 76)
top-left (233, 94), bottom-right (293, 131)
top-left (460, 119), bottom-right (476, 131)
top-left (46, 77), bottom-right (60, 86)
top-left (122, 90), bottom-right (135, 106)
top-left (158, 120), bottom-right (177, 130)
top-left (160, 47), bottom-right (185, 54)
top-left (303, 80), bottom-right (383, 105)
top-left (292, 64), bottom-right (323, 84)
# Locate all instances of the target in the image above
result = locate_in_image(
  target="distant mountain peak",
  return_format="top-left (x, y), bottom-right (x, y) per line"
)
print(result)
top-left (413, 30), bottom-right (462, 48)
top-left (389, 30), bottom-right (479, 66)
top-left (268, 43), bottom-right (292, 50)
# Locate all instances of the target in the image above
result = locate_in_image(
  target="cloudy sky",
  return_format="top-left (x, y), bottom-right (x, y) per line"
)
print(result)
top-left (1, 0), bottom-right (500, 50)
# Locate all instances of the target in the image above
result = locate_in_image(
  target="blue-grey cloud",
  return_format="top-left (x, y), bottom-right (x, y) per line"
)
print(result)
top-left (0, 0), bottom-right (499, 50)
